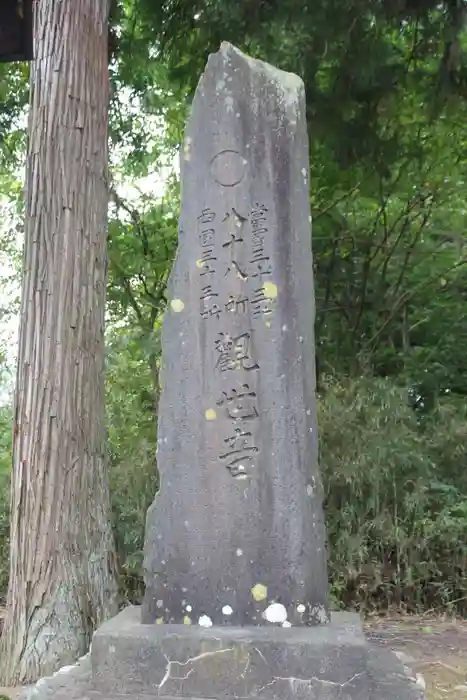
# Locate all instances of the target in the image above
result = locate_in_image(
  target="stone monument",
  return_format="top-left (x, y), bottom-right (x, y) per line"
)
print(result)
top-left (141, 38), bottom-right (329, 630)
top-left (25, 42), bottom-right (425, 700)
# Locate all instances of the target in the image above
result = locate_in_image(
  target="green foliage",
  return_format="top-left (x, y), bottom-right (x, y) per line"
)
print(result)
top-left (105, 327), bottom-right (159, 602)
top-left (320, 377), bottom-right (467, 613)
top-left (0, 366), bottom-right (466, 613)
top-left (105, 371), bottom-right (467, 613)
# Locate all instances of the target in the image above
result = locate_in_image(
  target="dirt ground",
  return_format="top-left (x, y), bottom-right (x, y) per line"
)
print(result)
top-left (0, 614), bottom-right (465, 699)
top-left (365, 615), bottom-right (467, 699)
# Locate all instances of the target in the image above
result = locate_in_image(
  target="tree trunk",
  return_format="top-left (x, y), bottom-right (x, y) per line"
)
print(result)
top-left (0, 0), bottom-right (118, 685)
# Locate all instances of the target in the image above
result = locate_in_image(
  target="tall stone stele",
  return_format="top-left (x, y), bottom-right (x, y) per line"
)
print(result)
top-left (91, 43), bottom-right (426, 700)
top-left (142, 41), bottom-right (328, 629)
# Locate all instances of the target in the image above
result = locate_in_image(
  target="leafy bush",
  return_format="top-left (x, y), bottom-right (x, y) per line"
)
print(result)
top-left (0, 367), bottom-right (466, 615)
top-left (319, 376), bottom-right (467, 613)
top-left (105, 327), bottom-right (159, 602)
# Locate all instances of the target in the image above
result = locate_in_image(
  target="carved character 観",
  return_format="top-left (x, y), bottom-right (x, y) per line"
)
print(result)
top-left (214, 331), bottom-right (260, 372)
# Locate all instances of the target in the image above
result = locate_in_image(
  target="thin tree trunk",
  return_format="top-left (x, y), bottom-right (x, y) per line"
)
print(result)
top-left (0, 0), bottom-right (118, 685)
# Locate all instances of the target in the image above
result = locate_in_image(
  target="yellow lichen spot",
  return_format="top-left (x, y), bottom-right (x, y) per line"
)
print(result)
top-left (265, 320), bottom-right (271, 328)
top-left (156, 617), bottom-right (164, 625)
top-left (183, 615), bottom-right (192, 625)
top-left (205, 408), bottom-right (217, 421)
top-left (251, 583), bottom-right (268, 601)
top-left (170, 298), bottom-right (185, 313)
top-left (263, 281), bottom-right (278, 299)
top-left (196, 258), bottom-right (204, 269)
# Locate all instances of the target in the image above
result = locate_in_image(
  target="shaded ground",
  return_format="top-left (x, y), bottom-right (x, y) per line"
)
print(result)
top-left (365, 615), bottom-right (467, 699)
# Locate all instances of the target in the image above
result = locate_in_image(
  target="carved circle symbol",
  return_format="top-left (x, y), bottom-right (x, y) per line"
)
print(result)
top-left (210, 150), bottom-right (247, 187)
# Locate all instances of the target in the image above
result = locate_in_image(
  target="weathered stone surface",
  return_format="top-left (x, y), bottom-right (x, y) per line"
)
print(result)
top-left (93, 606), bottom-right (370, 699)
top-left (142, 41), bottom-right (328, 627)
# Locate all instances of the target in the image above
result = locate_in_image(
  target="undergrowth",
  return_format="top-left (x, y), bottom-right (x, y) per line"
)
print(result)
top-left (0, 369), bottom-right (466, 615)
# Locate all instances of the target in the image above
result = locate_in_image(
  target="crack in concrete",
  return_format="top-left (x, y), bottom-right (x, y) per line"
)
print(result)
top-left (258, 670), bottom-right (365, 693)
top-left (157, 647), bottom-right (235, 693)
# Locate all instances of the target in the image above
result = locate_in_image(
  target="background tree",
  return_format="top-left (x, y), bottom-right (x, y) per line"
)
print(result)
top-left (0, 0), bottom-right (118, 685)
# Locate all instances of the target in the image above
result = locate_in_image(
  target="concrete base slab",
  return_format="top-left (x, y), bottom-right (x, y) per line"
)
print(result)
top-left (89, 606), bottom-right (424, 700)
top-left (16, 606), bottom-right (426, 700)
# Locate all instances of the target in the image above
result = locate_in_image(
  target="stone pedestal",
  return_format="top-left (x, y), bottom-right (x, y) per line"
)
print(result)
top-left (87, 606), bottom-right (425, 700)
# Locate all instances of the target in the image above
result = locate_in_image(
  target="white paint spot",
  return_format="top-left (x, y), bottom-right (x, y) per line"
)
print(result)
top-left (282, 324), bottom-right (287, 331)
top-left (236, 548), bottom-right (243, 556)
top-left (301, 167), bottom-right (307, 177)
top-left (198, 615), bottom-right (213, 628)
top-left (222, 605), bottom-right (233, 615)
top-left (263, 603), bottom-right (287, 624)
top-left (182, 587), bottom-right (188, 592)
top-left (186, 604), bottom-right (192, 612)
top-left (307, 484), bottom-right (314, 497)
top-left (282, 621), bottom-right (292, 628)
top-left (306, 409), bottom-right (311, 415)
top-left (298, 335), bottom-right (304, 342)
top-left (156, 600), bottom-right (163, 608)
top-left (416, 674), bottom-right (426, 690)
top-left (297, 604), bottom-right (306, 613)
